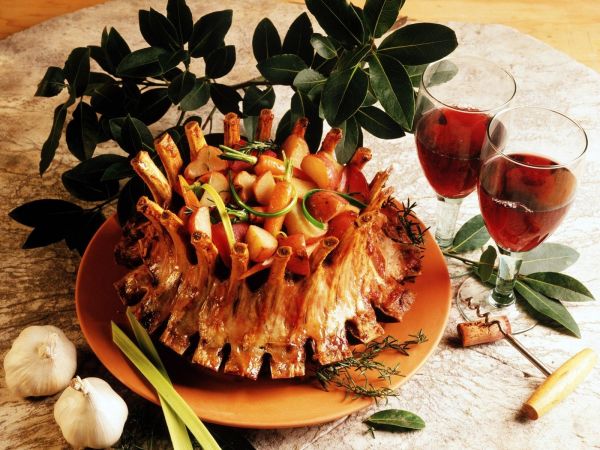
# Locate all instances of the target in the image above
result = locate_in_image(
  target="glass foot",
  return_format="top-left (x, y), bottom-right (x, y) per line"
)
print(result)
top-left (456, 277), bottom-right (537, 334)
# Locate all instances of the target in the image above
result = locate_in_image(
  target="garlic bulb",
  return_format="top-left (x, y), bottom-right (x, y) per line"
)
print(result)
top-left (3, 325), bottom-right (77, 398)
top-left (54, 376), bottom-right (128, 449)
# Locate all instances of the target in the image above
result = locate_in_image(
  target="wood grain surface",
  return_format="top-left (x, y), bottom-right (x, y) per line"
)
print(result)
top-left (1, 0), bottom-right (599, 71)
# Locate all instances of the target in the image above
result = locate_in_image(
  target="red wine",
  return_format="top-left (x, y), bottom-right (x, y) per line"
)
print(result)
top-left (416, 107), bottom-right (490, 198)
top-left (478, 153), bottom-right (576, 252)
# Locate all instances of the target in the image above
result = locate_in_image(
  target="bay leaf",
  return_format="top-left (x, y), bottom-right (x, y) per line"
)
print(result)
top-left (519, 243), bottom-right (579, 275)
top-left (365, 409), bottom-right (425, 431)
top-left (515, 281), bottom-right (581, 338)
top-left (477, 245), bottom-right (497, 283)
top-left (449, 215), bottom-right (490, 253)
top-left (520, 272), bottom-right (594, 302)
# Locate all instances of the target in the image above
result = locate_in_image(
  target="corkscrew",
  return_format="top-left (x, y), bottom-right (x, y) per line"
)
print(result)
top-left (457, 297), bottom-right (597, 419)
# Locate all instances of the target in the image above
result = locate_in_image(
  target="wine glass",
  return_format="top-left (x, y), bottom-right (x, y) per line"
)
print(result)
top-left (457, 107), bottom-right (587, 333)
top-left (414, 56), bottom-right (516, 249)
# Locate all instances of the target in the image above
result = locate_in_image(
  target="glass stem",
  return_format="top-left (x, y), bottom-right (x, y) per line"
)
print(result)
top-left (490, 248), bottom-right (524, 308)
top-left (434, 196), bottom-right (462, 249)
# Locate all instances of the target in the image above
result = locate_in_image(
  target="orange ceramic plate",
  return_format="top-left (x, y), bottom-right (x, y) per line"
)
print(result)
top-left (76, 215), bottom-right (451, 429)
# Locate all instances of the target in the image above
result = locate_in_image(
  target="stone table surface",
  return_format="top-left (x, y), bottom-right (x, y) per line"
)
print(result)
top-left (1, 1), bottom-right (599, 449)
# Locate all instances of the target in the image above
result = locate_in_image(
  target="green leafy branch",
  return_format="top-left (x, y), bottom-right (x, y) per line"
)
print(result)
top-left (12, 0), bottom-right (458, 254)
top-left (444, 215), bottom-right (595, 338)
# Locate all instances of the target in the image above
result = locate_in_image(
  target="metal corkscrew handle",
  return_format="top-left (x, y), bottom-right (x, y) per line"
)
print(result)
top-left (460, 297), bottom-right (597, 419)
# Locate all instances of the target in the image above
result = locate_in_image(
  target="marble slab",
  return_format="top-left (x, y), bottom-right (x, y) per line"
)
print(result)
top-left (0, 0), bottom-right (599, 448)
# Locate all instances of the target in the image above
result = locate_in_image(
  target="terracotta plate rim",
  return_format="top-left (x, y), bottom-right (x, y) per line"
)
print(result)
top-left (75, 214), bottom-right (451, 429)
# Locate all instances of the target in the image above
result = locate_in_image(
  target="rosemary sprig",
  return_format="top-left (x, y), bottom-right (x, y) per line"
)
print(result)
top-left (314, 331), bottom-right (427, 399)
top-left (236, 140), bottom-right (279, 154)
top-left (383, 198), bottom-right (428, 247)
top-left (400, 200), bottom-right (428, 246)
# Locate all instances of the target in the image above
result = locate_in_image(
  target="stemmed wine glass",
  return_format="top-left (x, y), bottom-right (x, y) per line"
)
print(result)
top-left (414, 56), bottom-right (517, 249)
top-left (457, 107), bottom-right (587, 333)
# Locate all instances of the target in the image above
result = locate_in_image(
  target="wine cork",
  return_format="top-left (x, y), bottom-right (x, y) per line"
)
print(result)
top-left (457, 316), bottom-right (511, 347)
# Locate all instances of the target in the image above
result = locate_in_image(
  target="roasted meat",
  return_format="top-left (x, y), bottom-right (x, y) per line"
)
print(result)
top-left (114, 112), bottom-right (423, 380)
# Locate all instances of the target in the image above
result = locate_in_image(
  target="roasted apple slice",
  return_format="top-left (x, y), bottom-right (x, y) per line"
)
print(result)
top-left (282, 117), bottom-right (309, 168)
top-left (253, 171), bottom-right (276, 205)
top-left (246, 224), bottom-right (278, 262)
top-left (284, 202), bottom-right (328, 239)
top-left (198, 172), bottom-right (231, 207)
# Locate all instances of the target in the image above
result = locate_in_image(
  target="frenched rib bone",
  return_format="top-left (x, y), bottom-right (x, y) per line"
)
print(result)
top-left (115, 111), bottom-right (423, 379)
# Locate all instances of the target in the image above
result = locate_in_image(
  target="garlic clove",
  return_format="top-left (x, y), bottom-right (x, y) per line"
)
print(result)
top-left (54, 376), bottom-right (128, 449)
top-left (3, 325), bottom-right (77, 398)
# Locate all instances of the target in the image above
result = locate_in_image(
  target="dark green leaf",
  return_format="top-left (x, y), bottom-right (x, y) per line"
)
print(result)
top-left (363, 0), bottom-right (404, 38)
top-left (168, 70), bottom-right (196, 104)
top-left (293, 68), bottom-right (326, 93)
top-left (108, 117), bottom-right (126, 142)
top-left (9, 200), bottom-right (83, 227)
top-left (136, 88), bottom-right (172, 125)
top-left (378, 23), bottom-right (458, 65)
top-left (337, 116), bottom-right (362, 163)
top-left (61, 154), bottom-right (122, 201)
top-left (520, 272), bottom-right (594, 303)
top-left (515, 281), bottom-right (581, 338)
top-left (66, 102), bottom-right (100, 161)
top-left (252, 18), bottom-right (281, 63)
top-left (311, 53), bottom-right (338, 77)
top-left (63, 47), bottom-right (90, 97)
top-left (405, 64), bottom-right (427, 87)
top-left (449, 215), bottom-right (490, 253)
top-left (356, 106), bottom-right (405, 139)
top-left (243, 86), bottom-right (276, 116)
top-left (520, 243), bottom-right (580, 275)
top-left (275, 109), bottom-right (292, 144)
top-left (210, 83), bottom-right (242, 115)
top-left (167, 0), bottom-right (193, 44)
top-left (337, 44), bottom-right (371, 70)
top-left (189, 10), bottom-right (232, 58)
top-left (118, 175), bottom-right (151, 225)
top-left (84, 72), bottom-right (115, 96)
top-left (64, 210), bottom-right (105, 255)
top-left (257, 54), bottom-right (307, 85)
top-left (305, 0), bottom-right (365, 48)
top-left (116, 47), bottom-right (170, 78)
top-left (101, 156), bottom-right (135, 181)
top-left (321, 66), bottom-right (368, 126)
top-left (307, 82), bottom-right (325, 103)
top-left (180, 80), bottom-right (210, 111)
top-left (282, 13), bottom-right (314, 65)
top-left (39, 98), bottom-right (74, 175)
top-left (22, 216), bottom-right (83, 250)
top-left (104, 27), bottom-right (131, 69)
top-left (365, 409), bottom-right (425, 431)
top-left (362, 89), bottom-right (377, 107)
top-left (89, 45), bottom-right (114, 74)
top-left (243, 116), bottom-right (258, 141)
top-left (291, 90), bottom-right (323, 150)
top-left (35, 67), bottom-right (65, 97)
top-left (368, 52), bottom-right (414, 129)
top-left (116, 115), bottom-right (155, 155)
top-left (158, 49), bottom-right (187, 74)
top-left (138, 9), bottom-right (180, 50)
top-left (163, 67), bottom-right (184, 81)
top-left (205, 45), bottom-right (236, 78)
top-left (310, 33), bottom-right (337, 59)
top-left (477, 245), bottom-right (497, 283)
top-left (90, 83), bottom-right (126, 117)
